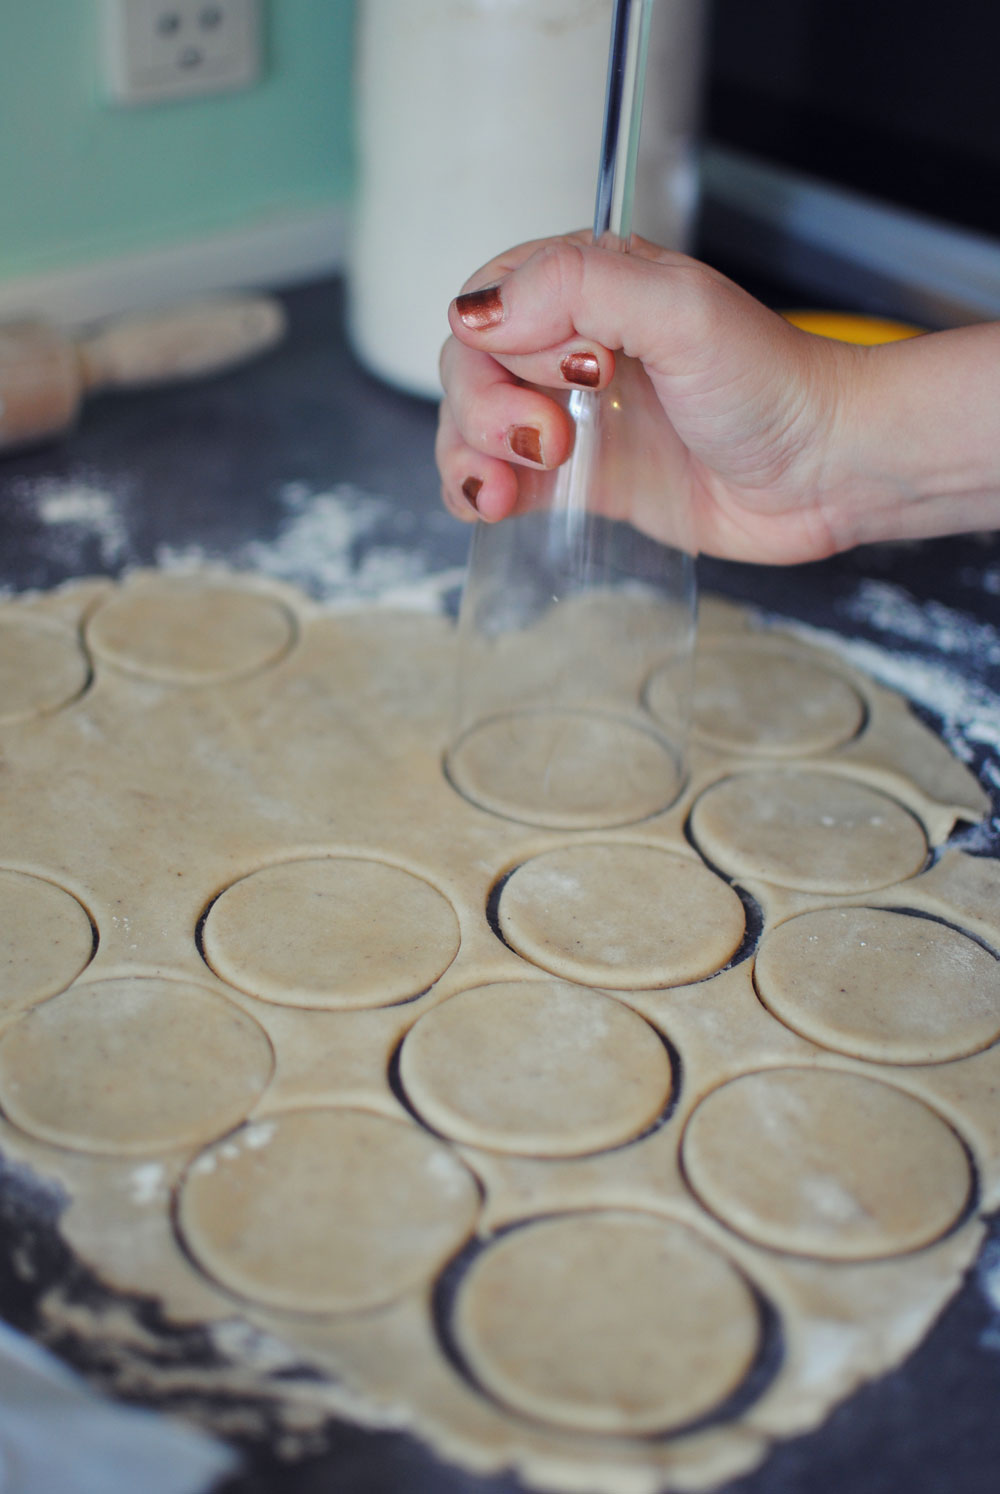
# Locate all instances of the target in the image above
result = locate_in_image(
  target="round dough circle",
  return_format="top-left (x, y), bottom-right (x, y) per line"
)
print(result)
top-left (756, 907), bottom-right (1000, 1064)
top-left (0, 978), bottom-right (274, 1155)
top-left (0, 870), bottom-right (94, 1016)
top-left (87, 580), bottom-right (294, 683)
top-left (649, 642), bottom-right (864, 756)
top-left (399, 980), bottom-right (672, 1156)
top-left (446, 709), bottom-right (683, 829)
top-left (683, 1068), bottom-right (971, 1260)
top-left (203, 857), bottom-right (460, 1009)
top-left (454, 1211), bottom-right (760, 1434)
top-left (690, 771), bottom-right (927, 893)
top-left (0, 619), bottom-right (89, 723)
top-left (498, 844), bottom-right (745, 988)
top-left (179, 1107), bottom-right (480, 1313)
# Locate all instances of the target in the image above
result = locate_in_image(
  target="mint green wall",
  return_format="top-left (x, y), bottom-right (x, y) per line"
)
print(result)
top-left (0, 1), bottom-right (355, 281)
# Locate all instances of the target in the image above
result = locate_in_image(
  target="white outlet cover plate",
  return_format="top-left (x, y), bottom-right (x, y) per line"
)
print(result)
top-left (102, 0), bottom-right (262, 105)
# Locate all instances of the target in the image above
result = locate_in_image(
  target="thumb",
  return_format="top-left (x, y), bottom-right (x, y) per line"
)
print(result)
top-left (448, 237), bottom-right (772, 376)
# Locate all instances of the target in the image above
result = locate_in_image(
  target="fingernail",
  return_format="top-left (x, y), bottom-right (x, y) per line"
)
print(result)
top-left (455, 286), bottom-right (503, 330)
top-left (560, 351), bottom-right (600, 387)
top-left (508, 425), bottom-right (543, 464)
top-left (462, 476), bottom-right (483, 509)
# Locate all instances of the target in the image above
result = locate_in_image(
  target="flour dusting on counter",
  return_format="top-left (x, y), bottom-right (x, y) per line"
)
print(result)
top-left (773, 577), bottom-right (1000, 845)
top-left (13, 473), bottom-right (465, 613)
top-left (125, 1162), bottom-right (166, 1206)
top-left (977, 1237), bottom-right (1000, 1353)
top-left (21, 476), bottom-right (131, 569)
top-left (844, 579), bottom-right (1000, 665)
top-left (158, 480), bottom-right (465, 612)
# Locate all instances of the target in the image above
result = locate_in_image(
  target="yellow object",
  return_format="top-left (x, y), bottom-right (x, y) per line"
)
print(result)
top-left (782, 311), bottom-right (923, 344)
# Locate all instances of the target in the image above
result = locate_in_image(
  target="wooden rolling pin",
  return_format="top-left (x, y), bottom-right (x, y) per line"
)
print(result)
top-left (0, 294), bottom-right (286, 453)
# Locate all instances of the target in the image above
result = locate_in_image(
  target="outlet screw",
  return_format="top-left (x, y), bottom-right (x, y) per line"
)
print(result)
top-left (156, 11), bottom-right (181, 35)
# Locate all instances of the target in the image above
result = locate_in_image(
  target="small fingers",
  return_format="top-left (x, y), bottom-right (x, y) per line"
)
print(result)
top-left (435, 395), bottom-right (519, 524)
top-left (490, 340), bottom-right (615, 394)
top-left (438, 335), bottom-right (576, 471)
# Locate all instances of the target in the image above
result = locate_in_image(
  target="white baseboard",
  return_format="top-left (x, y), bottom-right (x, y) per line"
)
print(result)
top-left (0, 204), bottom-right (349, 328)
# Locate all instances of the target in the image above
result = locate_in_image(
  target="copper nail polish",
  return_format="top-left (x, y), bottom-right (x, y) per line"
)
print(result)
top-left (508, 425), bottom-right (543, 464)
top-left (455, 286), bottom-right (503, 330)
top-left (560, 351), bottom-right (600, 387)
top-left (462, 476), bottom-right (483, 508)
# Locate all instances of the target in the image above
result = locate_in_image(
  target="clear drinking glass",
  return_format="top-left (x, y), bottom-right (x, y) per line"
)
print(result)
top-left (446, 368), bottom-right (696, 829)
top-left (445, 0), bottom-right (697, 831)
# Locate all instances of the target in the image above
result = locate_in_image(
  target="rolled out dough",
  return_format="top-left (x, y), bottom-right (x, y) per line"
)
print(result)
top-left (690, 769), bottom-right (929, 892)
top-left (446, 708), bottom-right (682, 829)
top-left (0, 869), bottom-right (94, 1015)
top-left (0, 977), bottom-right (274, 1155)
top-left (497, 842), bottom-right (745, 988)
top-left (178, 1107), bottom-right (480, 1313)
top-left (682, 1067), bottom-right (972, 1260)
top-left (86, 576), bottom-right (295, 683)
top-left (650, 639), bottom-right (865, 756)
top-left (754, 906), bottom-right (1000, 1064)
top-left (0, 574), bottom-right (995, 1494)
top-left (202, 856), bottom-right (461, 1009)
top-left (453, 1211), bottom-right (761, 1435)
top-left (0, 616), bottom-right (90, 722)
top-left (399, 979), bottom-right (673, 1156)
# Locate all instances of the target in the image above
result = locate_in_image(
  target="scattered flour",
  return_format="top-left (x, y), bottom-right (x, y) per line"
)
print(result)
top-left (843, 579), bottom-right (1000, 667)
top-left (28, 478), bottom-right (131, 568)
top-left (241, 1122), bottom-right (276, 1151)
top-left (240, 482), bottom-right (398, 596)
top-left (157, 481), bottom-right (465, 612)
top-left (976, 1236), bottom-right (1000, 1353)
top-left (208, 1320), bottom-right (311, 1375)
top-left (775, 576), bottom-right (1000, 849)
top-left (795, 1321), bottom-right (865, 1392)
top-left (125, 1163), bottom-right (166, 1206)
top-left (15, 473), bottom-right (464, 613)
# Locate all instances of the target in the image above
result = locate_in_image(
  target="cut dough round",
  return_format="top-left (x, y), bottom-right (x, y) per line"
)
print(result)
top-left (690, 771), bottom-right (928, 893)
top-left (649, 642), bottom-right (864, 756)
top-left (497, 843), bottom-right (744, 988)
top-left (0, 618), bottom-right (89, 723)
top-left (203, 857), bottom-right (460, 1009)
top-left (399, 980), bottom-right (672, 1156)
top-left (756, 907), bottom-right (1000, 1064)
top-left (87, 579), bottom-right (294, 683)
top-left (0, 870), bottom-right (94, 1016)
top-left (446, 709), bottom-right (683, 829)
top-left (454, 1211), bottom-right (760, 1434)
top-left (683, 1067), bottom-right (971, 1259)
top-left (0, 978), bottom-right (274, 1155)
top-left (179, 1107), bottom-right (480, 1313)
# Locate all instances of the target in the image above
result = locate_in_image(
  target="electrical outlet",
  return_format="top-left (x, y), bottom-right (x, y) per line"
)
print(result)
top-left (102, 0), bottom-right (262, 105)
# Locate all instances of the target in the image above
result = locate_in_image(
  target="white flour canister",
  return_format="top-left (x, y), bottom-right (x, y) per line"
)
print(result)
top-left (349, 0), bottom-right (705, 400)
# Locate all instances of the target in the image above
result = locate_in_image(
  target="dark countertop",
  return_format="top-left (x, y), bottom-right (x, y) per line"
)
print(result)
top-left (0, 275), bottom-right (998, 1494)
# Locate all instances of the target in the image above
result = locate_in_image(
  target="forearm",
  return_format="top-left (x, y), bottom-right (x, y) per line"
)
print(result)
top-left (828, 323), bottom-right (1000, 548)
